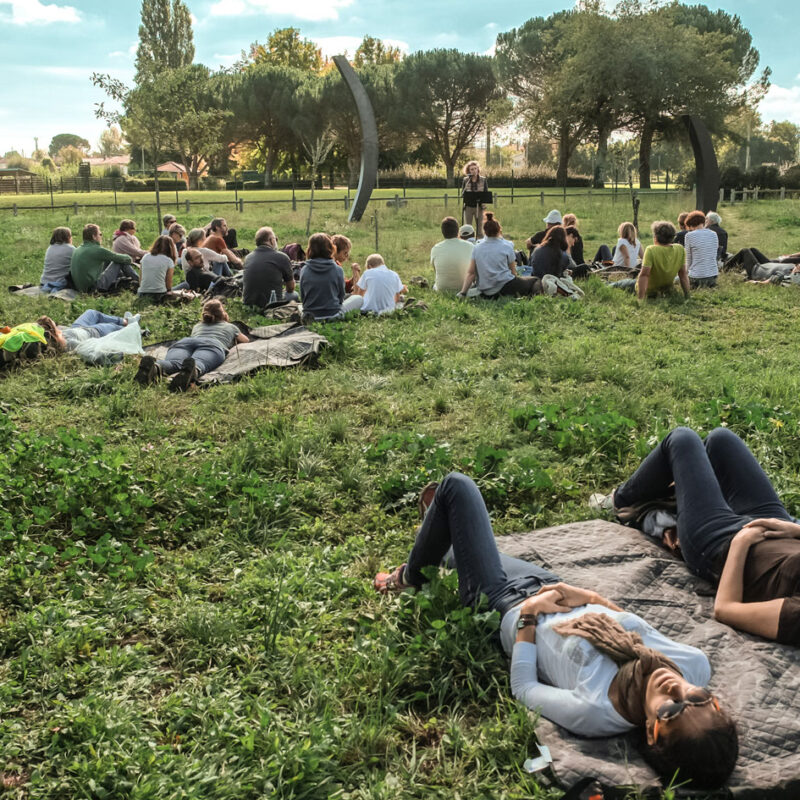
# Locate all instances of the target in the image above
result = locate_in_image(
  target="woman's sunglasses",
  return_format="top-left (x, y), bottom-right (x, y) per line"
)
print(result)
top-left (653, 689), bottom-right (720, 743)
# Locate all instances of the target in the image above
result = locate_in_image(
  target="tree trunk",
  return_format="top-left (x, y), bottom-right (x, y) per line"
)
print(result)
top-left (153, 153), bottom-right (162, 231)
top-left (485, 125), bottom-right (491, 167)
top-left (594, 126), bottom-right (610, 189)
top-left (556, 123), bottom-right (571, 187)
top-left (347, 154), bottom-right (359, 188)
top-left (444, 157), bottom-right (456, 188)
top-left (638, 119), bottom-right (654, 190)
top-left (264, 147), bottom-right (275, 189)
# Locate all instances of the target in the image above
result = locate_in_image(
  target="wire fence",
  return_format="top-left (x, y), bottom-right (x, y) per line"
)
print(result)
top-left (4, 186), bottom-right (691, 217)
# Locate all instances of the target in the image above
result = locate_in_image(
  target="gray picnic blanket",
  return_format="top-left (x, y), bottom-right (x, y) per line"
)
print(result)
top-left (144, 322), bottom-right (327, 385)
top-left (497, 520), bottom-right (800, 798)
top-left (9, 285), bottom-right (78, 301)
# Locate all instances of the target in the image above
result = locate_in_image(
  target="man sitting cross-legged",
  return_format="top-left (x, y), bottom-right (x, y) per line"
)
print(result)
top-left (70, 224), bottom-right (140, 293)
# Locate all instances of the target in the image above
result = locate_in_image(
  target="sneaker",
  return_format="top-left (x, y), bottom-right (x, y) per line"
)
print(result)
top-left (134, 355), bottom-right (162, 386)
top-left (373, 564), bottom-right (410, 594)
top-left (170, 357), bottom-right (199, 393)
top-left (589, 491), bottom-right (616, 515)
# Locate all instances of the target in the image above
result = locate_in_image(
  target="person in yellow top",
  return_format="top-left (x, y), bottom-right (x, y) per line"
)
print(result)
top-left (637, 220), bottom-right (690, 300)
top-left (609, 221), bottom-right (690, 300)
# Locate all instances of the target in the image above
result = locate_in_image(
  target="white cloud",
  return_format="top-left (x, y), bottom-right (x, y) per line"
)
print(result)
top-left (760, 83), bottom-right (800, 125)
top-left (213, 52), bottom-right (240, 67)
top-left (0, 0), bottom-right (80, 24)
top-left (31, 65), bottom-right (91, 78)
top-left (108, 41), bottom-right (137, 58)
top-left (313, 35), bottom-right (409, 59)
top-left (208, 0), bottom-right (353, 22)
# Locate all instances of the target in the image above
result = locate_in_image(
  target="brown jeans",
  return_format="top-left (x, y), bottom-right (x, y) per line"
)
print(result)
top-left (463, 205), bottom-right (484, 238)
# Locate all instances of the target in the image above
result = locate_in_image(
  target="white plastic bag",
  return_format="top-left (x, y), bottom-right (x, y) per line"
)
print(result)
top-left (74, 321), bottom-right (145, 365)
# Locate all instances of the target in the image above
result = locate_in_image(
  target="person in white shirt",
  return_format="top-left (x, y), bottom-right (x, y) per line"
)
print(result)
top-left (180, 228), bottom-right (229, 271)
top-left (374, 473), bottom-right (739, 791)
top-left (430, 217), bottom-right (474, 292)
top-left (355, 254), bottom-right (405, 314)
top-left (138, 235), bottom-right (176, 298)
top-left (684, 210), bottom-right (719, 288)
top-left (612, 222), bottom-right (644, 269)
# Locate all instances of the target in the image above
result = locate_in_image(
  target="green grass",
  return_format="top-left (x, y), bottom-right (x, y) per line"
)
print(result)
top-left (1, 195), bottom-right (799, 798)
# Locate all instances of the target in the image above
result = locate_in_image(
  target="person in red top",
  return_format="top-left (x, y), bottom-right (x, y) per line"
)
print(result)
top-left (204, 218), bottom-right (242, 274)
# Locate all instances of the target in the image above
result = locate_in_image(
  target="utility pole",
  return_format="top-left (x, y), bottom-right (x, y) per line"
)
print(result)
top-left (745, 120), bottom-right (751, 172)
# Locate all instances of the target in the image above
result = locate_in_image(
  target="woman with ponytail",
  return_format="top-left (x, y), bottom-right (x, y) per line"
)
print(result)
top-left (134, 299), bottom-right (249, 392)
top-left (374, 473), bottom-right (738, 790)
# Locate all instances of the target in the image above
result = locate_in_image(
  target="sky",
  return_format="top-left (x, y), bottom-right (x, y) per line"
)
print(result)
top-left (0, 0), bottom-right (798, 157)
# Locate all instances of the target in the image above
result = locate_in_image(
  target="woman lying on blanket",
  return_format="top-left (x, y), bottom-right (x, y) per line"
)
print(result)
top-left (374, 473), bottom-right (738, 790)
top-left (593, 427), bottom-right (800, 646)
top-left (37, 310), bottom-right (139, 352)
top-left (134, 299), bottom-right (248, 392)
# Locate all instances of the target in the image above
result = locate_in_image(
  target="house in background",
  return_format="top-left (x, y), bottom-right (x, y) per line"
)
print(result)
top-left (85, 155), bottom-right (131, 174)
top-left (157, 161), bottom-right (192, 187)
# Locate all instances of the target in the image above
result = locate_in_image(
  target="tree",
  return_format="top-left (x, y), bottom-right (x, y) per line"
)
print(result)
top-left (227, 64), bottom-right (306, 187)
top-left (135, 0), bottom-right (195, 82)
top-left (92, 71), bottom-right (176, 225)
top-left (169, 65), bottom-right (231, 188)
top-left (617, 3), bottom-right (761, 187)
top-left (243, 27), bottom-right (323, 72)
top-left (48, 133), bottom-right (89, 157)
top-left (98, 126), bottom-right (126, 157)
top-left (395, 49), bottom-right (502, 186)
top-left (57, 145), bottom-right (84, 165)
top-left (353, 36), bottom-right (403, 67)
top-left (496, 12), bottom-right (596, 186)
top-left (293, 78), bottom-right (335, 235)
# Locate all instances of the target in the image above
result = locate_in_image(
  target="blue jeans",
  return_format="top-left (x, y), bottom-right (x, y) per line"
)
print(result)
top-left (614, 427), bottom-right (791, 581)
top-left (70, 309), bottom-right (125, 337)
top-left (157, 337), bottom-right (226, 377)
top-left (609, 278), bottom-right (636, 291)
top-left (405, 473), bottom-right (560, 614)
top-left (41, 279), bottom-right (68, 293)
top-left (210, 261), bottom-right (232, 278)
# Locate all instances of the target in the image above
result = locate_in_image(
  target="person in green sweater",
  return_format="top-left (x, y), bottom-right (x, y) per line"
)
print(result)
top-left (70, 224), bottom-right (140, 293)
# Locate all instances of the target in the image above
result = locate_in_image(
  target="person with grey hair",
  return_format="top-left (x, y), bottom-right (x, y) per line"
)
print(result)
top-left (242, 226), bottom-right (298, 309)
top-left (704, 212), bottom-right (728, 262)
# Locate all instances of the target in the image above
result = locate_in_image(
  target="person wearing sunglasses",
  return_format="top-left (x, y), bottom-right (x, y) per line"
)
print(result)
top-left (592, 426), bottom-right (800, 645)
top-left (374, 473), bottom-right (738, 790)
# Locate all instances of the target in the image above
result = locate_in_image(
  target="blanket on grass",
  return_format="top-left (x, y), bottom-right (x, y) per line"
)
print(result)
top-left (8, 285), bottom-right (78, 302)
top-left (497, 520), bottom-right (800, 799)
top-left (144, 321), bottom-right (327, 385)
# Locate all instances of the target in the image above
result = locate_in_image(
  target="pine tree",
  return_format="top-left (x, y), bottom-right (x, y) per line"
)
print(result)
top-left (134, 0), bottom-right (195, 83)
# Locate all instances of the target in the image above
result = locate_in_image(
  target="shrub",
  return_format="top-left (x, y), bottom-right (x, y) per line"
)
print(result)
top-left (780, 165), bottom-right (800, 189)
top-left (122, 177), bottom-right (187, 192)
top-left (200, 176), bottom-right (226, 190)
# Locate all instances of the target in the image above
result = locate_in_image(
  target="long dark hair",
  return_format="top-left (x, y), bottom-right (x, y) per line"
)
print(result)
top-left (541, 226), bottom-right (568, 252)
top-left (150, 235), bottom-right (177, 260)
top-left (201, 299), bottom-right (228, 324)
top-left (643, 711), bottom-right (738, 789)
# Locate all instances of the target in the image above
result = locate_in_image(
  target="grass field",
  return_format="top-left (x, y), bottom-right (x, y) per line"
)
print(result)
top-left (1, 193), bottom-right (800, 798)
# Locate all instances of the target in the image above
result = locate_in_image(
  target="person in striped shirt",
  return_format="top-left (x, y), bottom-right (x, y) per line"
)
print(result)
top-left (684, 211), bottom-right (719, 288)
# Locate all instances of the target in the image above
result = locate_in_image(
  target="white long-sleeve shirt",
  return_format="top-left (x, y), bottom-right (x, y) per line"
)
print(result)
top-left (181, 247), bottom-right (228, 270)
top-left (501, 603), bottom-right (710, 737)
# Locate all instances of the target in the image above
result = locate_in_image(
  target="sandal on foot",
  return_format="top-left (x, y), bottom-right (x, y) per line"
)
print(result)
top-left (418, 481), bottom-right (439, 519)
top-left (374, 564), bottom-right (409, 594)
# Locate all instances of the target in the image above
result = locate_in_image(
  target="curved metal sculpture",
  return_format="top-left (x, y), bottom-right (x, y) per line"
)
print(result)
top-left (682, 114), bottom-right (720, 212)
top-left (333, 55), bottom-right (379, 223)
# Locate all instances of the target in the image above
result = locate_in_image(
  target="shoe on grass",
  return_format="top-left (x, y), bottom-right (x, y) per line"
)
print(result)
top-left (374, 564), bottom-right (410, 594)
top-left (134, 355), bottom-right (162, 386)
top-left (589, 491), bottom-right (617, 515)
top-left (418, 481), bottom-right (439, 519)
top-left (170, 356), bottom-right (199, 393)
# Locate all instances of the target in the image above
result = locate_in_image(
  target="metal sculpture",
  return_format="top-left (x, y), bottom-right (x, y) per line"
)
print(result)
top-left (333, 55), bottom-right (379, 223)
top-left (682, 114), bottom-right (720, 212)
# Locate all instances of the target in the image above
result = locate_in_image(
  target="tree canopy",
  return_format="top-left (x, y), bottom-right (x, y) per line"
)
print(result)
top-left (134, 0), bottom-right (195, 82)
top-left (49, 133), bottom-right (89, 158)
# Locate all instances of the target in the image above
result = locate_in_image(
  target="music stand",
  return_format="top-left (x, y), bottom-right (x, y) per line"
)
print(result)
top-left (462, 190), bottom-right (493, 207)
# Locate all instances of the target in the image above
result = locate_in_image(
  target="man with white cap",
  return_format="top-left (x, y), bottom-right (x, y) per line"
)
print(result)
top-left (704, 212), bottom-right (728, 262)
top-left (527, 209), bottom-right (562, 254)
top-left (459, 224), bottom-right (477, 243)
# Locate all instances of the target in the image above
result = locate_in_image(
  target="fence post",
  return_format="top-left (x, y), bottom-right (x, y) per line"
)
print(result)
top-left (14, 174), bottom-right (19, 195)
top-left (444, 193), bottom-right (448, 208)
top-left (130, 200), bottom-right (136, 214)
top-left (49, 179), bottom-right (54, 209)
top-left (754, 186), bottom-right (759, 201)
top-left (12, 203), bottom-right (17, 217)
top-left (238, 198), bottom-right (244, 213)
top-left (719, 187), bottom-right (724, 205)
top-left (403, 176), bottom-right (406, 198)
top-left (114, 182), bottom-right (118, 211)
top-left (185, 199), bottom-right (191, 213)
top-left (393, 193), bottom-right (400, 211)
top-left (374, 211), bottom-right (379, 250)
top-left (493, 191), bottom-right (498, 208)
top-left (781, 186), bottom-right (786, 201)
top-left (540, 191), bottom-right (544, 206)
top-left (73, 202), bottom-right (78, 214)
top-left (511, 180), bottom-right (514, 204)
top-left (563, 185), bottom-right (567, 205)
top-left (292, 181), bottom-right (297, 212)
top-left (742, 190), bottom-right (747, 202)
top-left (344, 194), bottom-right (348, 210)
top-left (729, 189), bottom-right (735, 203)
